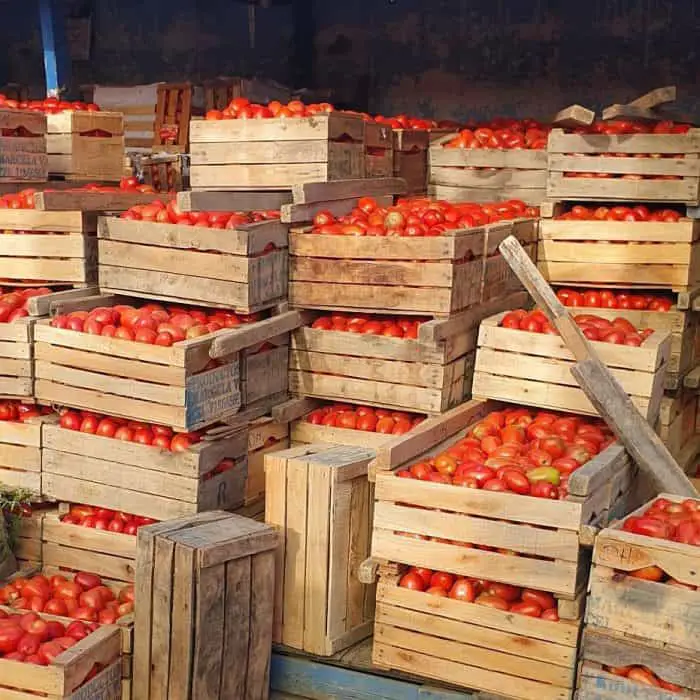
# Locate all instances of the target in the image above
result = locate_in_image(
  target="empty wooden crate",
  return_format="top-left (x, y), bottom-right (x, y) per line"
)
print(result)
top-left (0, 108), bottom-right (47, 182)
top-left (98, 213), bottom-right (288, 313)
top-left (472, 312), bottom-right (671, 421)
top-left (134, 511), bottom-right (279, 699)
top-left (46, 111), bottom-right (125, 182)
top-left (189, 113), bottom-right (366, 189)
top-left (265, 444), bottom-right (376, 655)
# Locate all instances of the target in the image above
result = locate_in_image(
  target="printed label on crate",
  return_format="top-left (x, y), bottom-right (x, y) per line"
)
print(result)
top-left (68, 660), bottom-right (121, 700)
top-left (185, 357), bottom-right (242, 426)
top-left (0, 152), bottom-right (47, 179)
top-left (0, 136), bottom-right (45, 154)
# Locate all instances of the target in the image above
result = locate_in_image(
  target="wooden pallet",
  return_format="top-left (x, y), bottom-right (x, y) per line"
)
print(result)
top-left (365, 123), bottom-right (393, 179)
top-left (98, 212), bottom-right (288, 313)
top-left (373, 567), bottom-right (580, 700)
top-left (265, 444), bottom-right (377, 656)
top-left (547, 128), bottom-right (700, 204)
top-left (369, 399), bottom-right (636, 599)
top-left (588, 494), bottom-right (700, 653)
top-left (393, 130), bottom-right (428, 194)
top-left (289, 292), bottom-right (526, 413)
top-left (153, 82), bottom-right (192, 153)
top-left (46, 111), bottom-right (125, 182)
top-left (0, 209), bottom-right (97, 286)
top-left (0, 109), bottom-right (48, 182)
top-left (41, 418), bottom-right (248, 522)
top-left (472, 312), bottom-right (671, 421)
top-left (134, 511), bottom-right (278, 699)
top-left (429, 135), bottom-right (548, 206)
top-left (577, 626), bottom-right (698, 700)
top-left (290, 219), bottom-right (535, 317)
top-left (189, 113), bottom-right (366, 190)
top-left (0, 616), bottom-right (121, 698)
top-left (34, 293), bottom-right (297, 431)
top-left (247, 416), bottom-right (289, 506)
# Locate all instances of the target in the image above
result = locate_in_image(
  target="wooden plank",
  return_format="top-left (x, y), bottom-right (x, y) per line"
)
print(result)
top-left (177, 189), bottom-right (292, 212)
top-left (499, 234), bottom-right (697, 497)
top-left (291, 177), bottom-right (407, 204)
top-left (629, 86), bottom-right (677, 110)
top-left (552, 104), bottom-right (596, 128)
top-left (247, 550), bottom-right (276, 697)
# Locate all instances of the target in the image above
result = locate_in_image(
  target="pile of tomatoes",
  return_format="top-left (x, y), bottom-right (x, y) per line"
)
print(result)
top-left (556, 288), bottom-right (673, 312)
top-left (0, 95), bottom-right (100, 114)
top-left (206, 97), bottom-right (334, 120)
top-left (555, 204), bottom-right (682, 223)
top-left (119, 197), bottom-right (280, 228)
top-left (310, 313), bottom-right (425, 339)
top-left (49, 301), bottom-right (259, 346)
top-left (372, 114), bottom-right (439, 130)
top-left (396, 407), bottom-right (615, 499)
top-left (0, 288), bottom-right (52, 323)
top-left (0, 571), bottom-right (134, 626)
top-left (623, 497), bottom-right (700, 547)
top-left (0, 401), bottom-right (52, 423)
top-left (310, 197), bottom-right (535, 237)
top-left (305, 403), bottom-right (424, 434)
top-left (500, 308), bottom-right (651, 346)
top-left (60, 504), bottom-right (156, 536)
top-left (444, 119), bottom-right (549, 150)
top-left (398, 565), bottom-right (560, 620)
top-left (603, 665), bottom-right (683, 692)
top-left (572, 120), bottom-right (690, 136)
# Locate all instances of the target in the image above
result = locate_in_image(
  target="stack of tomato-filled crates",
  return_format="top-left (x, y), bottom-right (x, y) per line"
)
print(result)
top-left (539, 120), bottom-right (700, 471)
top-left (266, 168), bottom-right (540, 659)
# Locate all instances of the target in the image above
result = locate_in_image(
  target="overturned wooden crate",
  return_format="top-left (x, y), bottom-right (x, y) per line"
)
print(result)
top-left (41, 418), bottom-right (248, 522)
top-left (547, 128), bottom-right (700, 204)
top-left (374, 566), bottom-right (581, 700)
top-left (265, 444), bottom-right (376, 656)
top-left (370, 399), bottom-right (636, 601)
top-left (0, 209), bottom-right (97, 286)
top-left (539, 203), bottom-right (700, 291)
top-left (46, 111), bottom-right (125, 182)
top-left (289, 293), bottom-right (527, 414)
top-left (429, 135), bottom-right (548, 205)
top-left (472, 312), bottom-right (671, 421)
top-left (98, 212), bottom-right (288, 313)
top-left (34, 294), bottom-right (297, 431)
top-left (189, 112), bottom-right (366, 189)
top-left (0, 108), bottom-right (47, 182)
top-left (134, 511), bottom-right (278, 699)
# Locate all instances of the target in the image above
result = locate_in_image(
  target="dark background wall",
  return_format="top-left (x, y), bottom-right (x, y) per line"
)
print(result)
top-left (3, 0), bottom-right (699, 120)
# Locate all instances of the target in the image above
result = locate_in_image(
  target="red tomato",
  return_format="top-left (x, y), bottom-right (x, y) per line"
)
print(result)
top-left (399, 573), bottom-right (426, 591)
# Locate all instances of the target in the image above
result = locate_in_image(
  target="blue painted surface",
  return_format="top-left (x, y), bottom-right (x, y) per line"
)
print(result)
top-left (270, 653), bottom-right (476, 700)
top-left (38, 0), bottom-right (70, 96)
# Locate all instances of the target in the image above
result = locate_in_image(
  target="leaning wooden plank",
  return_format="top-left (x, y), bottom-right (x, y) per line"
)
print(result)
top-left (499, 235), bottom-right (697, 497)
top-left (629, 86), bottom-right (677, 110)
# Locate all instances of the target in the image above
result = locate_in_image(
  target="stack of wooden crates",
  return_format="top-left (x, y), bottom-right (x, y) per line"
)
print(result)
top-left (540, 126), bottom-right (700, 472)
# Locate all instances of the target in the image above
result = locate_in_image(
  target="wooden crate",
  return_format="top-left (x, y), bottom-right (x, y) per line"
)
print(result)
top-left (656, 390), bottom-right (698, 460)
top-left (33, 189), bottom-right (174, 213)
top-left (365, 122), bottom-right (392, 178)
top-left (134, 511), bottom-right (278, 699)
top-left (587, 494), bottom-right (700, 653)
top-left (289, 293), bottom-right (527, 413)
top-left (34, 293), bottom-right (298, 431)
top-left (577, 625), bottom-right (699, 700)
top-left (189, 112), bottom-right (366, 189)
top-left (370, 399), bottom-right (636, 599)
top-left (15, 504), bottom-right (60, 566)
top-left (202, 77), bottom-right (243, 112)
top-left (153, 83), bottom-right (192, 153)
top-left (539, 204), bottom-right (700, 292)
top-left (393, 130), bottom-right (428, 194)
top-left (547, 128), bottom-right (700, 204)
top-left (0, 108), bottom-right (48, 182)
top-left (291, 418), bottom-right (400, 449)
top-left (247, 416), bottom-right (289, 506)
top-left (289, 220), bottom-right (507, 317)
top-left (0, 619), bottom-right (121, 699)
top-left (0, 413), bottom-right (49, 492)
top-left (140, 153), bottom-right (186, 192)
top-left (41, 419), bottom-right (248, 522)
top-left (429, 135), bottom-right (548, 206)
top-left (481, 218), bottom-right (538, 303)
top-left (41, 508), bottom-right (137, 582)
top-left (265, 444), bottom-right (376, 655)
top-left (98, 213), bottom-right (288, 313)
top-left (472, 312), bottom-right (671, 421)
top-left (46, 111), bottom-right (125, 182)
top-left (373, 567), bottom-right (580, 700)
top-left (0, 209), bottom-right (97, 286)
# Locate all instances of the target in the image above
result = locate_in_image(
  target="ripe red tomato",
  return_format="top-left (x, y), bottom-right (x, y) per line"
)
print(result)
top-left (399, 573), bottom-right (426, 591)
